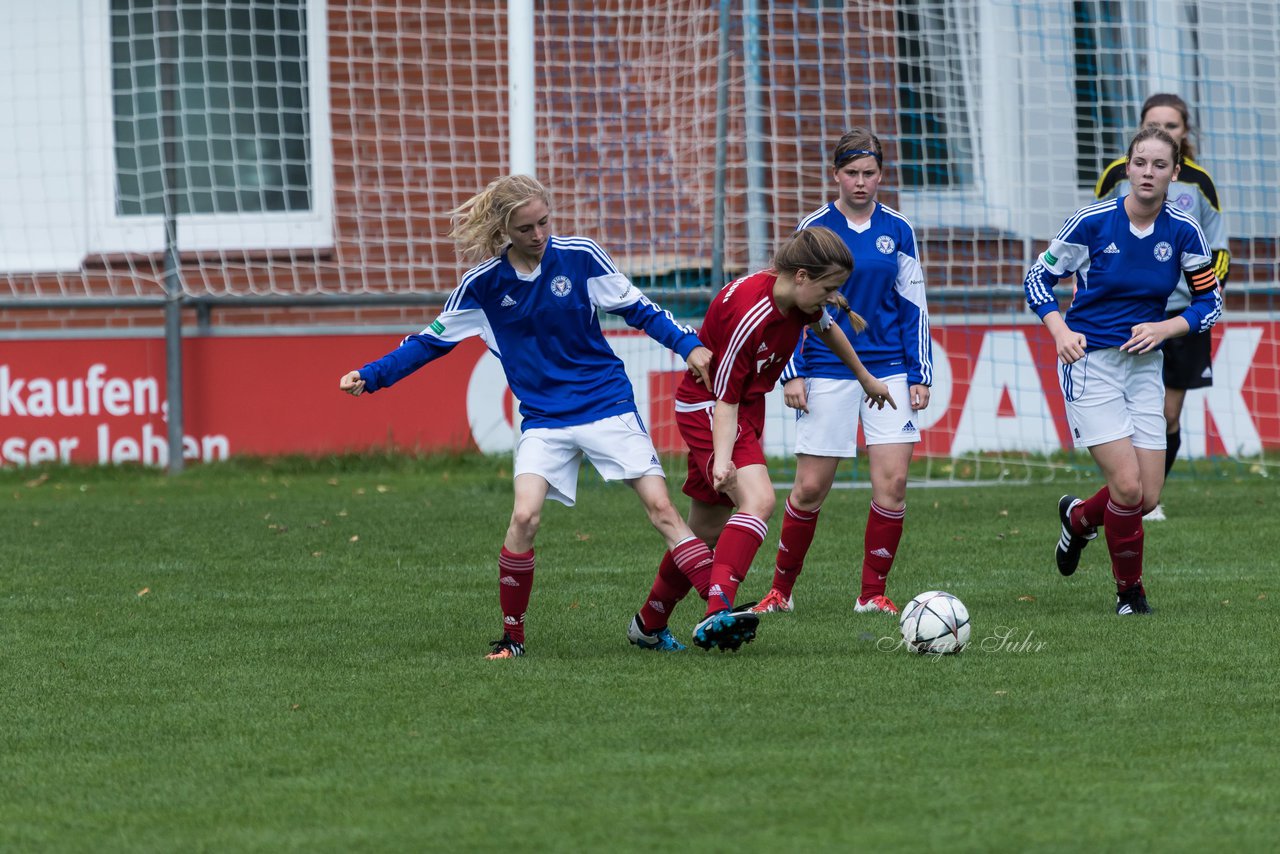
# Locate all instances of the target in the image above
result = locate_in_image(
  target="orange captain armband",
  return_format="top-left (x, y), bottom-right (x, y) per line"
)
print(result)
top-left (1184, 262), bottom-right (1219, 296)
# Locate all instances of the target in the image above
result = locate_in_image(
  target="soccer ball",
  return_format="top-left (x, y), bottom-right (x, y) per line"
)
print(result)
top-left (899, 591), bottom-right (970, 655)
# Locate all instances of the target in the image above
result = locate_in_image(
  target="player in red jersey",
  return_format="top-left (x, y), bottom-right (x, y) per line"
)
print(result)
top-left (628, 227), bottom-right (896, 651)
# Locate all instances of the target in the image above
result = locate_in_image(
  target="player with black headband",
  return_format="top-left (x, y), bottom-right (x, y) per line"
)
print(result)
top-left (752, 128), bottom-right (933, 620)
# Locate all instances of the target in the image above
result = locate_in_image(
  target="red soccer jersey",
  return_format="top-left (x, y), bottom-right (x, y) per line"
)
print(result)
top-left (676, 270), bottom-right (827, 428)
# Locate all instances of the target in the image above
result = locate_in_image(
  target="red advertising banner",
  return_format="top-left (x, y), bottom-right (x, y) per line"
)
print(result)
top-left (2, 324), bottom-right (1277, 467)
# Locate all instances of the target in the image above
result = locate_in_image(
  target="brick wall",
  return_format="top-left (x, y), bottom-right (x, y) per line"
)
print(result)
top-left (2, 1), bottom-right (1272, 334)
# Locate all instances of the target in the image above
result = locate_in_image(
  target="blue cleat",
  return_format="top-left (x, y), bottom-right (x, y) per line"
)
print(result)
top-left (628, 614), bottom-right (687, 651)
top-left (691, 604), bottom-right (760, 652)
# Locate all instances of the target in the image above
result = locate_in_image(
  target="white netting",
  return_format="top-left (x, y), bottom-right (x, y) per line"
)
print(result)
top-left (1, 0), bottom-right (1276, 471)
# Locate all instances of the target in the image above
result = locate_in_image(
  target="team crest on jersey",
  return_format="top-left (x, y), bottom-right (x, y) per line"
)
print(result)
top-left (1175, 193), bottom-right (1195, 211)
top-left (1153, 242), bottom-right (1173, 262)
top-left (549, 275), bottom-right (573, 297)
top-left (876, 235), bottom-right (895, 254)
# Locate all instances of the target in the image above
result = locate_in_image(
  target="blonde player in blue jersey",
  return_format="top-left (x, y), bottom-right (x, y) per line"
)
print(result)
top-left (1095, 93), bottom-right (1230, 521)
top-left (339, 174), bottom-right (715, 659)
top-left (750, 128), bottom-right (933, 618)
top-left (1025, 126), bottom-right (1222, 616)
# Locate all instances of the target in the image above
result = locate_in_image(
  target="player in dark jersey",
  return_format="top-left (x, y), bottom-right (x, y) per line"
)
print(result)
top-left (1095, 93), bottom-right (1230, 521)
top-left (630, 226), bottom-right (895, 651)
top-left (1024, 128), bottom-right (1222, 616)
top-left (753, 128), bottom-right (933, 619)
top-left (339, 174), bottom-right (714, 658)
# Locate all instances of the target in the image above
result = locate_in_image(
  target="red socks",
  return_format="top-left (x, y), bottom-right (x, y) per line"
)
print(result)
top-left (861, 501), bottom-right (904, 600)
top-left (638, 537), bottom-right (711, 631)
top-left (673, 536), bottom-right (714, 600)
top-left (1072, 486), bottom-right (1145, 592)
top-left (1104, 497), bottom-right (1145, 591)
top-left (497, 547), bottom-right (535, 643)
top-left (1075, 487), bottom-right (1110, 532)
top-left (769, 499), bottom-right (822, 598)
top-left (705, 513), bottom-right (768, 616)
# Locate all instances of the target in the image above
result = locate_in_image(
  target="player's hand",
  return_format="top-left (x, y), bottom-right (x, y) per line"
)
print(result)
top-left (909, 384), bottom-right (930, 411)
top-left (339, 370), bottom-right (366, 396)
top-left (1121, 321), bottom-right (1171, 355)
top-left (712, 459), bottom-right (737, 493)
top-left (862, 377), bottom-right (897, 411)
top-left (783, 377), bottom-right (808, 412)
top-left (686, 346), bottom-right (713, 388)
top-left (1053, 327), bottom-right (1087, 364)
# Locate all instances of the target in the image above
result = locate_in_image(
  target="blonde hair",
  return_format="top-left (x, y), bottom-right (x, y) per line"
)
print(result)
top-left (774, 227), bottom-right (867, 332)
top-left (448, 174), bottom-right (551, 262)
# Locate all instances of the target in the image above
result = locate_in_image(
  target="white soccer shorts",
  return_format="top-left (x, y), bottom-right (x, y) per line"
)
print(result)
top-left (793, 374), bottom-right (920, 458)
top-left (1059, 348), bottom-right (1165, 450)
top-left (514, 411), bottom-right (665, 506)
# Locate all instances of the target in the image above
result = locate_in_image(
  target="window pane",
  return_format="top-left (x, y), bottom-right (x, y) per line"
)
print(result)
top-left (1073, 0), bottom-right (1139, 186)
top-left (111, 0), bottom-right (311, 216)
top-left (895, 0), bottom-right (978, 189)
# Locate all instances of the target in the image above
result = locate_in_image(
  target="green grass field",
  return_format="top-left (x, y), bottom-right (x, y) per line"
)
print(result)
top-left (2, 456), bottom-right (1276, 852)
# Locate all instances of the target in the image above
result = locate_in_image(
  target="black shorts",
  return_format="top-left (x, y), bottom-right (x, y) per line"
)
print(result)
top-left (1161, 312), bottom-right (1213, 390)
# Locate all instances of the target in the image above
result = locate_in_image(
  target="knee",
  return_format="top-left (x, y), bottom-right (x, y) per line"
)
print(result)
top-left (1110, 481), bottom-right (1143, 507)
top-left (877, 473), bottom-right (908, 507)
top-left (508, 506), bottom-right (541, 540)
top-left (646, 495), bottom-right (682, 530)
top-left (741, 491), bottom-right (776, 522)
top-left (791, 472), bottom-right (827, 507)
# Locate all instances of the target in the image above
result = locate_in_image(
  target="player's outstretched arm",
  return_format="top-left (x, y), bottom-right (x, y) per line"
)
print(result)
top-left (589, 270), bottom-right (704, 361)
top-left (813, 322), bottom-right (896, 410)
top-left (339, 370), bottom-right (366, 396)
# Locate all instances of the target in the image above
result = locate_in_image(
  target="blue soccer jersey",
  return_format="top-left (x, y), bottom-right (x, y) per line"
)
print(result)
top-left (1024, 199), bottom-right (1222, 351)
top-left (357, 236), bottom-right (702, 430)
top-left (782, 202), bottom-right (932, 386)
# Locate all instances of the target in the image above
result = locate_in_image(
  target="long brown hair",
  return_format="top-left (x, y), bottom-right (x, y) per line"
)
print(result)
top-left (1140, 93), bottom-right (1196, 161)
top-left (774, 227), bottom-right (866, 332)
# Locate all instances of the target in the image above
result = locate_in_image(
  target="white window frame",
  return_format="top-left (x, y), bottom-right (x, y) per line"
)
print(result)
top-left (82, 0), bottom-right (333, 255)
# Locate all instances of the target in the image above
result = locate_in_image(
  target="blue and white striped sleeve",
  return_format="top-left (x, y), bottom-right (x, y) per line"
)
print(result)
top-left (1025, 216), bottom-right (1091, 319)
top-left (577, 238), bottom-right (701, 359)
top-left (358, 281), bottom-right (494, 393)
top-left (780, 335), bottom-right (807, 384)
top-left (894, 224), bottom-right (932, 387)
top-left (605, 288), bottom-right (702, 359)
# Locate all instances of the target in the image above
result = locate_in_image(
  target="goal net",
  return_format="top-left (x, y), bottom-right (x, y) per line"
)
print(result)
top-left (1, 0), bottom-right (1276, 479)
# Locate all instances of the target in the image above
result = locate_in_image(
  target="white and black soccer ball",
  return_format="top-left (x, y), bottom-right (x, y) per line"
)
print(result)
top-left (899, 591), bottom-right (970, 655)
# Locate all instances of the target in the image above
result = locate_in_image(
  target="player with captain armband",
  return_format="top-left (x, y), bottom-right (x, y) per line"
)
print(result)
top-left (1094, 93), bottom-right (1230, 522)
top-left (339, 174), bottom-right (716, 659)
top-left (1024, 126), bottom-right (1222, 616)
